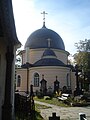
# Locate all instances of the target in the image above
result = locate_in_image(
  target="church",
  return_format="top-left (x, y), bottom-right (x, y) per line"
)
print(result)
top-left (16, 11), bottom-right (76, 95)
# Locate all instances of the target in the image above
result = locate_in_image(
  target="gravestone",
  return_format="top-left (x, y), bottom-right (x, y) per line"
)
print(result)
top-left (79, 113), bottom-right (86, 120)
top-left (49, 113), bottom-right (60, 120)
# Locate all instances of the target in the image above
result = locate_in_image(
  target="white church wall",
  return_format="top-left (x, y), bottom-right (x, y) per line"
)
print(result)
top-left (16, 67), bottom-right (76, 95)
top-left (29, 71), bottom-right (40, 92)
top-left (54, 49), bottom-right (69, 64)
top-left (25, 47), bottom-right (30, 63)
top-left (29, 48), bottom-right (45, 64)
top-left (24, 48), bottom-right (69, 65)
top-left (29, 66), bottom-right (71, 92)
top-left (16, 69), bottom-right (28, 92)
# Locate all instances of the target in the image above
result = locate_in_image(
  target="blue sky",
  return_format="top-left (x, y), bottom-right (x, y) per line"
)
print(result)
top-left (12, 0), bottom-right (90, 55)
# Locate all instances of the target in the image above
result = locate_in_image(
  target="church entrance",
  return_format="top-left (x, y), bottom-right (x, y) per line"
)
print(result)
top-left (40, 78), bottom-right (47, 95)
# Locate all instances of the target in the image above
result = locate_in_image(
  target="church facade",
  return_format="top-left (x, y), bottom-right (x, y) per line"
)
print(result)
top-left (16, 19), bottom-right (76, 95)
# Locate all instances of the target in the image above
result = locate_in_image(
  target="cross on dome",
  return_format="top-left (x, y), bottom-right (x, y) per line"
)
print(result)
top-left (47, 38), bottom-right (51, 48)
top-left (41, 11), bottom-right (48, 27)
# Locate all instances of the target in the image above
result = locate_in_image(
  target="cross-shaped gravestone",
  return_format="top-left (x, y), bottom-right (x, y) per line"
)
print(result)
top-left (49, 113), bottom-right (60, 120)
top-left (74, 65), bottom-right (82, 96)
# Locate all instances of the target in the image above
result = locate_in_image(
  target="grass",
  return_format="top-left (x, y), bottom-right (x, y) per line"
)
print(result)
top-left (34, 96), bottom-right (69, 107)
top-left (15, 103), bottom-right (45, 120)
top-left (34, 110), bottom-right (44, 120)
top-left (34, 103), bottom-right (51, 120)
top-left (16, 110), bottom-right (44, 120)
top-left (33, 96), bottom-right (69, 120)
top-left (35, 103), bottom-right (52, 109)
top-left (15, 96), bottom-right (69, 120)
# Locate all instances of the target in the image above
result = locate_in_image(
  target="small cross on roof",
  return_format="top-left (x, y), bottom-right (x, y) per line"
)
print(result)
top-left (41, 11), bottom-right (48, 27)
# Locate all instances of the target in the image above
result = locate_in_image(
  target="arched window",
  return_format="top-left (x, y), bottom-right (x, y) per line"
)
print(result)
top-left (67, 73), bottom-right (71, 88)
top-left (17, 75), bottom-right (21, 87)
top-left (34, 73), bottom-right (39, 87)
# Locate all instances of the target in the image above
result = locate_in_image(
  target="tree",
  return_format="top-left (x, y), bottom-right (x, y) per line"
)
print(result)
top-left (74, 39), bottom-right (90, 90)
top-left (73, 52), bottom-right (89, 72)
top-left (15, 49), bottom-right (22, 68)
top-left (74, 39), bottom-right (90, 70)
top-left (74, 39), bottom-right (90, 52)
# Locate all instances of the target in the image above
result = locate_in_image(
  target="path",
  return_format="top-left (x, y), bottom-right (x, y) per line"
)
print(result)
top-left (35, 101), bottom-right (90, 120)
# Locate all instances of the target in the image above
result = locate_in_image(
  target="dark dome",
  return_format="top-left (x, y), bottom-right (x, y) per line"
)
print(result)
top-left (42, 48), bottom-right (56, 58)
top-left (25, 26), bottom-right (65, 50)
top-left (33, 58), bottom-right (66, 67)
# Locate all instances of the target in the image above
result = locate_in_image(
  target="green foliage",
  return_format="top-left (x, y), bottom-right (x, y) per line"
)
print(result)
top-left (34, 96), bottom-right (69, 107)
top-left (64, 96), bottom-right (87, 107)
top-left (16, 110), bottom-right (44, 120)
top-left (54, 90), bottom-right (62, 97)
top-left (75, 39), bottom-right (90, 52)
top-left (35, 103), bottom-right (51, 109)
top-left (44, 96), bottom-right (52, 100)
top-left (36, 92), bottom-right (44, 99)
top-left (73, 52), bottom-right (90, 72)
top-left (74, 39), bottom-right (90, 70)
top-left (74, 39), bottom-right (90, 88)
top-left (34, 111), bottom-right (44, 120)
top-left (64, 97), bottom-right (74, 105)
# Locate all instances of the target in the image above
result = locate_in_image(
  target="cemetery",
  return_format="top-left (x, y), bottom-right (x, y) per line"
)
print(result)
top-left (0, 0), bottom-right (90, 120)
top-left (14, 81), bottom-right (90, 120)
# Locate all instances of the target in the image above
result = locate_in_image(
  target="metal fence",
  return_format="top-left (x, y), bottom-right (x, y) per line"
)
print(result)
top-left (15, 92), bottom-right (35, 120)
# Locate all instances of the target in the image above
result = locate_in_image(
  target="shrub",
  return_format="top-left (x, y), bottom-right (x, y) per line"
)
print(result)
top-left (36, 92), bottom-right (44, 99)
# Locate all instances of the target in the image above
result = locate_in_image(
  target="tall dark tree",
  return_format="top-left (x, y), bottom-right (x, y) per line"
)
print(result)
top-left (15, 50), bottom-right (22, 68)
top-left (74, 39), bottom-right (90, 90)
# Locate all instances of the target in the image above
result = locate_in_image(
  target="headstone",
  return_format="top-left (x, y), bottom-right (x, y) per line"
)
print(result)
top-left (79, 113), bottom-right (86, 120)
top-left (49, 112), bottom-right (60, 120)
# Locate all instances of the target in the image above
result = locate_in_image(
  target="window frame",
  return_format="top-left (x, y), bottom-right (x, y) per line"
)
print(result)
top-left (66, 73), bottom-right (71, 89)
top-left (34, 73), bottom-right (39, 87)
top-left (17, 74), bottom-right (21, 87)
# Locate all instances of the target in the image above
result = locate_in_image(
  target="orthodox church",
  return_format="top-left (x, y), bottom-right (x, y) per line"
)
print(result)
top-left (16, 12), bottom-right (76, 94)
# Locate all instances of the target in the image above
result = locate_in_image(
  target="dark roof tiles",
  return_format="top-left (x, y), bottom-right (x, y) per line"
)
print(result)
top-left (25, 27), bottom-right (65, 50)
top-left (33, 58), bottom-right (66, 67)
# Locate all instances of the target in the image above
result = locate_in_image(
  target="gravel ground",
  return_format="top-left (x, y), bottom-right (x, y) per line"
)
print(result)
top-left (35, 101), bottom-right (90, 120)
